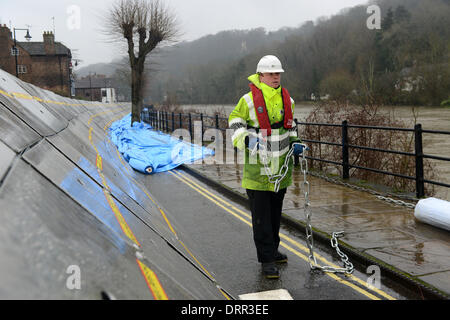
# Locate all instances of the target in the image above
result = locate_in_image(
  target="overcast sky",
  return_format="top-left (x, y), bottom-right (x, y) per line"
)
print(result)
top-left (1, 0), bottom-right (370, 68)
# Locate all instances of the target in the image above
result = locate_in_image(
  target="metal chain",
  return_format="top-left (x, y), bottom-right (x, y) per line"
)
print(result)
top-left (307, 171), bottom-right (417, 209)
top-left (252, 143), bottom-right (295, 193)
top-left (255, 142), bottom-right (355, 274)
top-left (300, 150), bottom-right (355, 274)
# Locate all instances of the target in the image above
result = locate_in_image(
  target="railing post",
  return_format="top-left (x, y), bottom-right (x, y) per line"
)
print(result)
top-left (164, 111), bottom-right (168, 132)
top-left (215, 114), bottom-right (219, 129)
top-left (179, 113), bottom-right (182, 129)
top-left (414, 124), bottom-right (425, 198)
top-left (162, 111), bottom-right (165, 131)
top-left (164, 111), bottom-right (166, 131)
top-left (294, 118), bottom-right (299, 166)
top-left (200, 113), bottom-right (204, 144)
top-left (342, 120), bottom-right (350, 180)
top-left (157, 111), bottom-right (159, 130)
top-left (188, 113), bottom-right (192, 138)
top-left (171, 112), bottom-right (175, 132)
top-left (166, 111), bottom-right (169, 131)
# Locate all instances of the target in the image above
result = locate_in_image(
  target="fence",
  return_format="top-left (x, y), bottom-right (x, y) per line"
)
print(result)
top-left (141, 109), bottom-right (450, 198)
top-left (141, 109), bottom-right (228, 137)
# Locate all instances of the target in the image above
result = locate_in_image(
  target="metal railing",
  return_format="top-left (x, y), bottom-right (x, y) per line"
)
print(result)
top-left (297, 120), bottom-right (450, 198)
top-left (141, 109), bottom-right (450, 198)
top-left (141, 109), bottom-right (228, 138)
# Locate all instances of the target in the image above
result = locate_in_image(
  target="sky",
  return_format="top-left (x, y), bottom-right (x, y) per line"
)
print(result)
top-left (1, 0), bottom-right (370, 68)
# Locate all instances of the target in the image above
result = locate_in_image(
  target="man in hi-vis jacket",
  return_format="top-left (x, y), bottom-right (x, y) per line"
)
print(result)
top-left (228, 55), bottom-right (304, 279)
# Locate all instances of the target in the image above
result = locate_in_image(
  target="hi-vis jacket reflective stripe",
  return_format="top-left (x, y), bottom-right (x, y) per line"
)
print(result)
top-left (228, 73), bottom-right (301, 191)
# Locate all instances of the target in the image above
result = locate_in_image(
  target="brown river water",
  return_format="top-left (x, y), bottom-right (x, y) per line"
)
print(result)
top-left (180, 104), bottom-right (450, 200)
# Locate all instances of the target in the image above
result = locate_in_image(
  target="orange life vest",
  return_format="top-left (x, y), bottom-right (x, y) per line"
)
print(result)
top-left (249, 83), bottom-right (294, 137)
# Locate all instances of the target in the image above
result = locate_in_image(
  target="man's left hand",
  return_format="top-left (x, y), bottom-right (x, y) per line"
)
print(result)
top-left (292, 143), bottom-right (307, 156)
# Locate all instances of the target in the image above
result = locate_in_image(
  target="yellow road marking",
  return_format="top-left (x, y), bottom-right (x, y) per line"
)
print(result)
top-left (175, 170), bottom-right (251, 218)
top-left (102, 112), bottom-right (133, 174)
top-left (179, 240), bottom-right (214, 279)
top-left (96, 154), bottom-right (103, 171)
top-left (136, 259), bottom-right (169, 300)
top-left (88, 109), bottom-right (170, 298)
top-left (95, 109), bottom-right (231, 300)
top-left (90, 119), bottom-right (140, 247)
top-left (100, 114), bottom-right (229, 295)
top-left (0, 89), bottom-right (12, 98)
top-left (172, 170), bottom-right (397, 300)
top-left (0, 88), bottom-right (123, 107)
top-left (168, 171), bottom-right (254, 226)
top-left (103, 189), bottom-right (140, 246)
top-left (279, 240), bottom-right (380, 300)
top-left (11, 92), bottom-right (32, 100)
top-left (170, 170), bottom-right (396, 300)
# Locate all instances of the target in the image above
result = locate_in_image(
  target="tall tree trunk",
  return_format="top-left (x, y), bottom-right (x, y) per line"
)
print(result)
top-left (130, 58), bottom-right (145, 125)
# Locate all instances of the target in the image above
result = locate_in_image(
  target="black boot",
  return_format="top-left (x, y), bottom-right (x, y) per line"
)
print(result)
top-left (262, 262), bottom-right (280, 279)
top-left (274, 251), bottom-right (288, 264)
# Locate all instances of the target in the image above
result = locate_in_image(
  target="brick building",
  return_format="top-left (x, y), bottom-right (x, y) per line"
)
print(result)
top-left (0, 25), bottom-right (73, 96)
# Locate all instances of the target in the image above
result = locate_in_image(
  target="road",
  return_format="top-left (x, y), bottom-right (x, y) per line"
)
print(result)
top-left (138, 167), bottom-right (417, 300)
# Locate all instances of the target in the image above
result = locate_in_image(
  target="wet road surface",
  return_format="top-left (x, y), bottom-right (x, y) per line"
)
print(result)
top-left (138, 168), bottom-right (420, 300)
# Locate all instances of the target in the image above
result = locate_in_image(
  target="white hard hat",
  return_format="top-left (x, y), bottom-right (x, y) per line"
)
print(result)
top-left (256, 55), bottom-right (284, 73)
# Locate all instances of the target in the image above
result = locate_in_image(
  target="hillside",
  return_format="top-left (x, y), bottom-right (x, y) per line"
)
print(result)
top-left (147, 0), bottom-right (450, 106)
top-left (76, 0), bottom-right (450, 106)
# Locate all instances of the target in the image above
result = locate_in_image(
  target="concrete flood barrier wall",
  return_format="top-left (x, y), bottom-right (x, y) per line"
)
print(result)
top-left (0, 69), bottom-right (228, 299)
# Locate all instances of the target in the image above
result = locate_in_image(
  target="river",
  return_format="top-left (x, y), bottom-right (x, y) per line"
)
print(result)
top-left (179, 104), bottom-right (450, 200)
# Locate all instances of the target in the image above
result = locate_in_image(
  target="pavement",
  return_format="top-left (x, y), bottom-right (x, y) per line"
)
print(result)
top-left (182, 161), bottom-right (450, 299)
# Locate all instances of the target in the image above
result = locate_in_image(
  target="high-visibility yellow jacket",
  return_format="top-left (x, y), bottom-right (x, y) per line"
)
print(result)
top-left (228, 73), bottom-right (301, 191)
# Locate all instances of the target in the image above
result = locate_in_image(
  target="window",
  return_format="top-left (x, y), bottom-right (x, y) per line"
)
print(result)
top-left (102, 89), bottom-right (107, 97)
top-left (10, 47), bottom-right (19, 56)
top-left (17, 65), bottom-right (27, 74)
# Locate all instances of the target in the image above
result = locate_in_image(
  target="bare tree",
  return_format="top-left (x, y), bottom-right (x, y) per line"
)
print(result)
top-left (106, 0), bottom-right (179, 124)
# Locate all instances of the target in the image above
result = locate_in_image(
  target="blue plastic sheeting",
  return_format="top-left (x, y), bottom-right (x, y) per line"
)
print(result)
top-left (109, 113), bottom-right (214, 174)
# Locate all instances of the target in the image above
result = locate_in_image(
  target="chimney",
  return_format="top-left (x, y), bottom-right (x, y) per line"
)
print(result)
top-left (0, 24), bottom-right (12, 40)
top-left (43, 31), bottom-right (55, 55)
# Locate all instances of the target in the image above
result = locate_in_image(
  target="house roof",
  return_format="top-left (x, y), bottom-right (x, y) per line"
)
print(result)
top-left (17, 41), bottom-right (71, 56)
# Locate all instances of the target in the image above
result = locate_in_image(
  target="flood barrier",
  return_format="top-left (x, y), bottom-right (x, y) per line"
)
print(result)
top-left (0, 69), bottom-right (228, 299)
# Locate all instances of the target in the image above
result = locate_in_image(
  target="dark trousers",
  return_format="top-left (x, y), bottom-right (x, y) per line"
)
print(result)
top-left (246, 188), bottom-right (287, 263)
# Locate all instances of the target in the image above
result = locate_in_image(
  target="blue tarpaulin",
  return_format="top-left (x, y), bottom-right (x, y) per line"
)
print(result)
top-left (108, 113), bottom-right (214, 174)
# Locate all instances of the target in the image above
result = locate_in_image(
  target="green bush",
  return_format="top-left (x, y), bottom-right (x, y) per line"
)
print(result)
top-left (441, 99), bottom-right (450, 107)
top-left (319, 71), bottom-right (355, 102)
